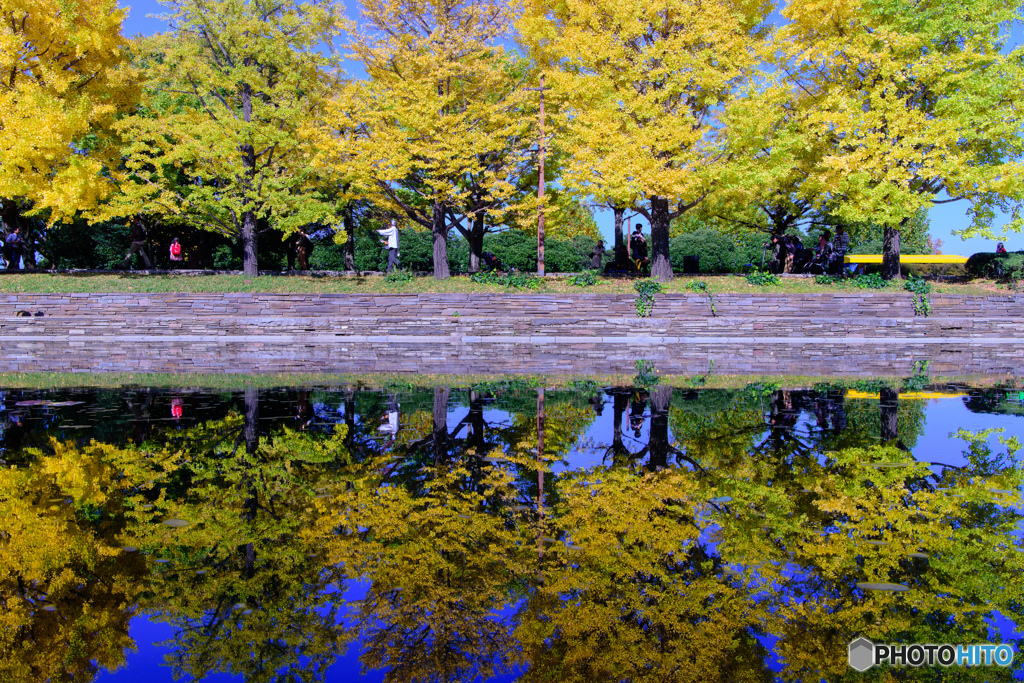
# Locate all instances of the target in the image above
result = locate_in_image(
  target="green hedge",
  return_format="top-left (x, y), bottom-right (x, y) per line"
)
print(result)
top-left (965, 251), bottom-right (1024, 281)
top-left (669, 229), bottom-right (766, 273)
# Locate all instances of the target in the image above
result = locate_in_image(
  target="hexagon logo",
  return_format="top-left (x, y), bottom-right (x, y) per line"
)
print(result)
top-left (849, 638), bottom-right (875, 672)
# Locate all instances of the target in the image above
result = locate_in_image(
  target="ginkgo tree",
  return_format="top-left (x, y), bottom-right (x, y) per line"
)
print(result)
top-left (320, 0), bottom-right (532, 279)
top-left (109, 0), bottom-right (344, 276)
top-left (0, 0), bottom-right (135, 220)
top-left (778, 0), bottom-right (1024, 279)
top-left (520, 0), bottom-right (774, 281)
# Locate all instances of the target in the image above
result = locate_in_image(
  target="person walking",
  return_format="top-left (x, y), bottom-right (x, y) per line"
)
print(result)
top-left (590, 239), bottom-right (605, 270)
top-left (295, 228), bottom-right (313, 270)
top-left (4, 226), bottom-right (22, 270)
top-left (377, 219), bottom-right (400, 273)
top-left (169, 237), bottom-right (184, 269)
top-left (121, 217), bottom-right (152, 269)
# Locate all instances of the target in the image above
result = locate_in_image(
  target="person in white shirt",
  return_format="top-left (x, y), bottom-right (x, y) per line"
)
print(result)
top-left (377, 219), bottom-right (400, 273)
top-left (378, 396), bottom-right (400, 445)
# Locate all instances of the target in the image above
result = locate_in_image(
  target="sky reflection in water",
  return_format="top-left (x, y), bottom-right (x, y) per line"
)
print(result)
top-left (1, 382), bottom-right (1022, 682)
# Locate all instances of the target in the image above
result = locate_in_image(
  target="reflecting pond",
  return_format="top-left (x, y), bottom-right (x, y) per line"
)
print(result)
top-left (2, 382), bottom-right (1023, 682)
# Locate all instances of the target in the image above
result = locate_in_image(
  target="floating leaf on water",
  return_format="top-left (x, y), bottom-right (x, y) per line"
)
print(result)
top-left (857, 582), bottom-right (910, 592)
top-left (162, 519), bottom-right (190, 528)
top-left (709, 497), bottom-right (733, 504)
top-left (909, 552), bottom-right (929, 559)
top-left (121, 546), bottom-right (138, 553)
top-left (41, 604), bottom-right (57, 612)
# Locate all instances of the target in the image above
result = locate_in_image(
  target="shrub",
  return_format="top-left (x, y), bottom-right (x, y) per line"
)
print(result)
top-left (745, 269), bottom-right (780, 286)
top-left (966, 251), bottom-right (1024, 281)
top-left (634, 279), bottom-right (662, 316)
top-left (669, 228), bottom-right (735, 273)
top-left (470, 270), bottom-right (540, 289)
top-left (903, 274), bottom-right (932, 295)
top-left (570, 270), bottom-right (598, 287)
top-left (849, 273), bottom-right (889, 289)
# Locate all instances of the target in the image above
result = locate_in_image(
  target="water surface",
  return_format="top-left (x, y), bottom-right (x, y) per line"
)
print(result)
top-left (2, 382), bottom-right (1023, 682)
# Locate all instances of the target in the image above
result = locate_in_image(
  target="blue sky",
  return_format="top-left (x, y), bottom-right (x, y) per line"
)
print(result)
top-left (120, 1), bottom-right (1024, 254)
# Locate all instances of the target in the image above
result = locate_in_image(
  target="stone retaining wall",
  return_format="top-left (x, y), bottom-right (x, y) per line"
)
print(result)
top-left (2, 293), bottom-right (1021, 376)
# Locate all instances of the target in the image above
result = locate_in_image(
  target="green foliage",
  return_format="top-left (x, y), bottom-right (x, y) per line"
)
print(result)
top-left (633, 279), bottom-right (662, 317)
top-left (686, 359), bottom-right (714, 388)
top-left (744, 269), bottom-right (779, 286)
top-left (911, 294), bottom-right (930, 317)
top-left (814, 273), bottom-right (841, 285)
top-left (670, 229), bottom-right (735, 273)
top-left (965, 251), bottom-right (1024, 282)
top-left (849, 273), bottom-right (889, 290)
top-left (831, 209), bottom-right (934, 256)
top-left (685, 280), bottom-right (716, 316)
top-left (667, 228), bottom-right (767, 274)
top-left (445, 231), bottom-right (594, 274)
top-left (569, 270), bottom-right (598, 287)
top-left (566, 379), bottom-right (601, 395)
top-left (904, 275), bottom-right (932, 317)
top-left (385, 269), bottom-right (414, 283)
top-left (902, 275), bottom-right (932, 295)
top-left (633, 359), bottom-right (660, 388)
top-left (902, 360), bottom-right (931, 392)
top-left (470, 271), bottom-right (541, 289)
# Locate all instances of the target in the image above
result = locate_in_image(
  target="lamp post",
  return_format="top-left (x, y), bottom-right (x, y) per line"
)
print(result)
top-left (526, 75), bottom-right (548, 277)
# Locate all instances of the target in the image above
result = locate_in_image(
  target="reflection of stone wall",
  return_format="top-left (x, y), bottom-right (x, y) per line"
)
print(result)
top-left (1, 293), bottom-right (1022, 376)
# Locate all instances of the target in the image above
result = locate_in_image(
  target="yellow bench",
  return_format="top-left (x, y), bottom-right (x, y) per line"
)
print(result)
top-left (847, 390), bottom-right (967, 400)
top-left (843, 255), bottom-right (968, 264)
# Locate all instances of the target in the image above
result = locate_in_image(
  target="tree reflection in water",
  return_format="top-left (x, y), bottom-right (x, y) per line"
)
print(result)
top-left (0, 384), bottom-right (1021, 682)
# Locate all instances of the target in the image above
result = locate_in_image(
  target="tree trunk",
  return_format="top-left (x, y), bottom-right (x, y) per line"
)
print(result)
top-left (882, 225), bottom-right (902, 281)
top-left (647, 386), bottom-right (672, 471)
top-left (241, 210), bottom-right (258, 277)
top-left (468, 213), bottom-right (484, 274)
top-left (613, 206), bottom-right (625, 253)
top-left (431, 201), bottom-right (450, 279)
top-left (239, 76), bottom-right (259, 277)
top-left (649, 196), bottom-right (673, 282)
top-left (468, 390), bottom-right (485, 455)
top-left (432, 387), bottom-right (451, 465)
top-left (240, 388), bottom-right (259, 580)
top-left (342, 202), bottom-right (355, 272)
top-left (880, 388), bottom-right (899, 443)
